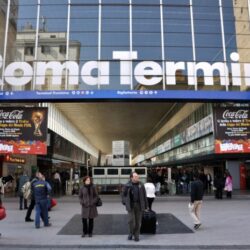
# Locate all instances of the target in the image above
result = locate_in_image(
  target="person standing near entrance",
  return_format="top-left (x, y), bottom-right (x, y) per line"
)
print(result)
top-left (122, 172), bottom-right (148, 242)
top-left (206, 172), bottom-right (212, 193)
top-left (213, 174), bottom-right (224, 199)
top-left (224, 170), bottom-right (233, 199)
top-left (17, 171), bottom-right (29, 210)
top-left (189, 171), bottom-right (203, 230)
top-left (79, 176), bottom-right (98, 238)
top-left (53, 171), bottom-right (61, 196)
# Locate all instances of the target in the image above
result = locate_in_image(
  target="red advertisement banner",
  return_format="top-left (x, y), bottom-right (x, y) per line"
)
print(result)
top-left (213, 107), bottom-right (250, 154)
top-left (0, 107), bottom-right (48, 155)
top-left (215, 139), bottom-right (250, 154)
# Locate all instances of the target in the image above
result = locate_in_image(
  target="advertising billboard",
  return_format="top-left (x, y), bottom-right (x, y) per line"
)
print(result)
top-left (0, 107), bottom-right (48, 154)
top-left (213, 107), bottom-right (250, 153)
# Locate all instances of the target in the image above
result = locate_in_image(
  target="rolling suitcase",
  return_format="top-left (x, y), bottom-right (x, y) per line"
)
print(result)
top-left (0, 206), bottom-right (6, 220)
top-left (48, 198), bottom-right (57, 210)
top-left (50, 198), bottom-right (57, 208)
top-left (140, 210), bottom-right (157, 234)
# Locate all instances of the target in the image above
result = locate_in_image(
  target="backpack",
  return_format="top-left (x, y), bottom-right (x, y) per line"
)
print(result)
top-left (22, 181), bottom-right (31, 199)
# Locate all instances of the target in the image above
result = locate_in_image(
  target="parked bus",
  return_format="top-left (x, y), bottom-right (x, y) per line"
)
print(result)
top-left (92, 166), bottom-right (147, 193)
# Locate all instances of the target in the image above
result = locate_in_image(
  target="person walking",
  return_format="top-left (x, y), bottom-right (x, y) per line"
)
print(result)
top-left (25, 172), bottom-right (39, 222)
top-left (17, 171), bottom-right (29, 210)
top-left (144, 177), bottom-right (156, 210)
top-left (79, 176), bottom-right (99, 238)
top-left (122, 172), bottom-right (148, 242)
top-left (189, 171), bottom-right (203, 230)
top-left (33, 172), bottom-right (51, 229)
top-left (224, 170), bottom-right (233, 199)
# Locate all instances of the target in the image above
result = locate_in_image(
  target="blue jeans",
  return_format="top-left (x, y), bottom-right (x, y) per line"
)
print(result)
top-left (35, 199), bottom-right (49, 228)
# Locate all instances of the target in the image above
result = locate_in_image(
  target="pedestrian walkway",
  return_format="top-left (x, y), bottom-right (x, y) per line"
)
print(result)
top-left (0, 193), bottom-right (250, 249)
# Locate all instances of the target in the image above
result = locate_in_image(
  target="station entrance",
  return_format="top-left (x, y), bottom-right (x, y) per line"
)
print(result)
top-left (1, 101), bottom-right (249, 197)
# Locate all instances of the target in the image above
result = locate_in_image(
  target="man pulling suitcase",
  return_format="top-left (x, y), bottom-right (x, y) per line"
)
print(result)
top-left (122, 172), bottom-right (148, 242)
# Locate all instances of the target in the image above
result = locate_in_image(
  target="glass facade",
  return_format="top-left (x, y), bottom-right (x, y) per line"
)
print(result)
top-left (0, 0), bottom-right (249, 92)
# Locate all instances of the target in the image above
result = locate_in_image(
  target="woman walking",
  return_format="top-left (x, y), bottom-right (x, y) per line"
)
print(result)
top-left (79, 176), bottom-right (98, 237)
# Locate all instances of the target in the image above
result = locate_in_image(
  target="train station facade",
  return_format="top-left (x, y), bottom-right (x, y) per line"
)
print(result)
top-left (0, 0), bottom-right (250, 193)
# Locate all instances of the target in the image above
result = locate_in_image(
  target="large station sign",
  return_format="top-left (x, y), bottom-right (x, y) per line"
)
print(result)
top-left (213, 107), bottom-right (250, 153)
top-left (0, 51), bottom-right (250, 101)
top-left (0, 107), bottom-right (48, 155)
top-left (0, 89), bottom-right (249, 102)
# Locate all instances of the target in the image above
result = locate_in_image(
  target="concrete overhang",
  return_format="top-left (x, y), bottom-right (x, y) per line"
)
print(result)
top-left (55, 102), bottom-right (176, 155)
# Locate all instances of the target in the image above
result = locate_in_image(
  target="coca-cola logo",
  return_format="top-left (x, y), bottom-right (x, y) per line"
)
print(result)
top-left (0, 110), bottom-right (24, 119)
top-left (222, 109), bottom-right (248, 119)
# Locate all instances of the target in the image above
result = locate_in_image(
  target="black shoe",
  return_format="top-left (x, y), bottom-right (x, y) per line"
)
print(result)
top-left (194, 224), bottom-right (201, 230)
top-left (45, 223), bottom-right (52, 227)
top-left (89, 233), bottom-right (92, 237)
top-left (134, 238), bottom-right (140, 242)
top-left (81, 233), bottom-right (85, 238)
top-left (25, 218), bottom-right (34, 222)
top-left (127, 234), bottom-right (133, 240)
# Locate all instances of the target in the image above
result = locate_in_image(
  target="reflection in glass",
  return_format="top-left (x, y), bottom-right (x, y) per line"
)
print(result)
top-left (0, 1), bottom-right (247, 92)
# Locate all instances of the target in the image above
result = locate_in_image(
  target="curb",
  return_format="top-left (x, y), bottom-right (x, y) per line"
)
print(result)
top-left (1, 245), bottom-right (250, 249)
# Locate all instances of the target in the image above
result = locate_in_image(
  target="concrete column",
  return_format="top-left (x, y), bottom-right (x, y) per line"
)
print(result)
top-left (168, 168), bottom-right (172, 181)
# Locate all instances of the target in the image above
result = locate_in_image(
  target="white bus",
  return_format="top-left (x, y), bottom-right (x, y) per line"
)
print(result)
top-left (92, 166), bottom-right (147, 193)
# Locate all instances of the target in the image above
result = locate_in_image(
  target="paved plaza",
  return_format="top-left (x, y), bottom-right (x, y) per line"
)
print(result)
top-left (0, 193), bottom-right (250, 249)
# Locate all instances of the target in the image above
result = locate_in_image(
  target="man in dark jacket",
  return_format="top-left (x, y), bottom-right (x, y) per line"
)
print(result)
top-left (25, 172), bottom-right (39, 222)
top-left (122, 172), bottom-right (148, 242)
top-left (189, 171), bottom-right (203, 230)
top-left (33, 172), bottom-right (51, 229)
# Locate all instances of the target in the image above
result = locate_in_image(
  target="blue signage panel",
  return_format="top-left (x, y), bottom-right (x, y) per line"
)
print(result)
top-left (0, 90), bottom-right (250, 102)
